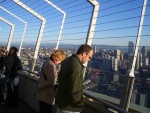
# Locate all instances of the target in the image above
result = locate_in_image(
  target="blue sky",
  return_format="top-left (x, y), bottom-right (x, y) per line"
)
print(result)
top-left (0, 0), bottom-right (150, 48)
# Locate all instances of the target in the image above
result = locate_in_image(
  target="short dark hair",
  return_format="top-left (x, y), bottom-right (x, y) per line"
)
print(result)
top-left (8, 47), bottom-right (18, 56)
top-left (76, 44), bottom-right (92, 55)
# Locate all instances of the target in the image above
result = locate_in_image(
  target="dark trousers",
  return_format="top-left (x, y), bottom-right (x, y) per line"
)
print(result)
top-left (0, 78), bottom-right (5, 102)
top-left (6, 77), bottom-right (19, 106)
top-left (39, 100), bottom-right (53, 113)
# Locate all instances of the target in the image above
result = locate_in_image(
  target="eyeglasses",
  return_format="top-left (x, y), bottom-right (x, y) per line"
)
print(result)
top-left (86, 54), bottom-right (92, 59)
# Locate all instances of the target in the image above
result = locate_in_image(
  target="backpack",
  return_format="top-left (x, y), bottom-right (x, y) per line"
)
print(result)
top-left (0, 57), bottom-right (11, 78)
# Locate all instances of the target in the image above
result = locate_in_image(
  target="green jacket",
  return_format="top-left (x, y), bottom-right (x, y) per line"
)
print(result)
top-left (55, 54), bottom-right (84, 112)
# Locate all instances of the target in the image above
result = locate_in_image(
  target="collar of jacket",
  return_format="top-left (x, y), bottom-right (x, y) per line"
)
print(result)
top-left (49, 57), bottom-right (55, 63)
top-left (72, 54), bottom-right (84, 68)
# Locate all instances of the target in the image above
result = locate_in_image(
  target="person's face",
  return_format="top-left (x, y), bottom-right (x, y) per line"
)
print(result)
top-left (54, 58), bottom-right (61, 65)
top-left (56, 60), bottom-right (61, 64)
top-left (1, 50), bottom-right (6, 56)
top-left (81, 50), bottom-right (93, 64)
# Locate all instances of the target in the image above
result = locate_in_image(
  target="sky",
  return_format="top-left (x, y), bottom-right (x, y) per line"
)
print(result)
top-left (0, 0), bottom-right (150, 49)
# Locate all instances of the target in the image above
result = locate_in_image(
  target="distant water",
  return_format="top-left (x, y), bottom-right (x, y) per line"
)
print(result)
top-left (0, 43), bottom-right (150, 52)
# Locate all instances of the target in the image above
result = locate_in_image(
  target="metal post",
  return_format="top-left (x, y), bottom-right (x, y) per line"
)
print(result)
top-left (86, 0), bottom-right (99, 46)
top-left (83, 0), bottom-right (99, 78)
top-left (120, 77), bottom-right (135, 110)
top-left (45, 0), bottom-right (66, 50)
top-left (119, 0), bottom-right (147, 111)
top-left (0, 17), bottom-right (14, 51)
top-left (13, 0), bottom-right (46, 72)
top-left (0, 6), bottom-right (27, 57)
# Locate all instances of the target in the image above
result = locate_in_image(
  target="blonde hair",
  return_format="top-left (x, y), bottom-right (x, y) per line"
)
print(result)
top-left (50, 50), bottom-right (66, 61)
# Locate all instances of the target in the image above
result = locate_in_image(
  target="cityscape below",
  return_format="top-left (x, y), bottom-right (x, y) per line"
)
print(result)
top-left (1, 40), bottom-right (149, 109)
top-left (0, 40), bottom-right (150, 109)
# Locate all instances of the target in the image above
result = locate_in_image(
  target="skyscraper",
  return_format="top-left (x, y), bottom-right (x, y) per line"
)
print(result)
top-left (141, 46), bottom-right (147, 67)
top-left (128, 54), bottom-right (133, 69)
top-left (141, 46), bottom-right (147, 57)
top-left (128, 41), bottom-right (134, 54)
top-left (114, 49), bottom-right (121, 60)
top-left (94, 46), bottom-right (97, 54)
top-left (135, 53), bottom-right (140, 70)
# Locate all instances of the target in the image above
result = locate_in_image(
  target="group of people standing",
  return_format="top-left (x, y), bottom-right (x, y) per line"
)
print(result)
top-left (0, 44), bottom-right (93, 113)
top-left (0, 47), bottom-right (22, 107)
top-left (35, 44), bottom-right (93, 113)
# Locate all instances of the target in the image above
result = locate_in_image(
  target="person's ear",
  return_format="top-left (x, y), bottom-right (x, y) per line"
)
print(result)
top-left (82, 52), bottom-right (86, 57)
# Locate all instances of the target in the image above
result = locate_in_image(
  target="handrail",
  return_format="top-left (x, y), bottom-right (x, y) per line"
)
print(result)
top-left (83, 92), bottom-right (129, 113)
top-left (23, 69), bottom-right (40, 76)
top-left (23, 69), bottom-right (150, 82)
top-left (22, 69), bottom-right (129, 113)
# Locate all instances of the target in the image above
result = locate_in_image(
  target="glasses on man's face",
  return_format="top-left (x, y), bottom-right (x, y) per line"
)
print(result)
top-left (86, 54), bottom-right (92, 60)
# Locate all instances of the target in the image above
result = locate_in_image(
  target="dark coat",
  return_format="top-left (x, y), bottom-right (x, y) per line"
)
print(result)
top-left (3, 56), bottom-right (22, 78)
top-left (55, 54), bottom-right (84, 112)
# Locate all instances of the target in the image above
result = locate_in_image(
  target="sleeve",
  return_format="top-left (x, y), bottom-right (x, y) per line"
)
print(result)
top-left (0, 57), bottom-right (3, 70)
top-left (18, 59), bottom-right (23, 70)
top-left (43, 62), bottom-right (56, 87)
top-left (68, 62), bottom-right (83, 105)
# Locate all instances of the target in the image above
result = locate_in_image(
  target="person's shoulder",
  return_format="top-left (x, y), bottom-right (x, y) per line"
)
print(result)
top-left (45, 59), bottom-right (55, 67)
top-left (65, 55), bottom-right (79, 66)
top-left (0, 56), bottom-right (4, 60)
top-left (2, 56), bottom-right (7, 61)
top-left (14, 56), bottom-right (21, 62)
top-left (62, 55), bottom-right (76, 63)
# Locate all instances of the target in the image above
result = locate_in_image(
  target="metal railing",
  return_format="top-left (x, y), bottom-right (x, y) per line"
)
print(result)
top-left (84, 91), bottom-right (129, 113)
top-left (21, 69), bottom-right (129, 113)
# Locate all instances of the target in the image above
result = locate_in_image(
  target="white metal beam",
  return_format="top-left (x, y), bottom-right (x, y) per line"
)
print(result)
top-left (83, 0), bottom-right (99, 78)
top-left (86, 0), bottom-right (99, 46)
top-left (129, 0), bottom-right (147, 77)
top-left (0, 6), bottom-right (27, 57)
top-left (123, 0), bottom-right (147, 111)
top-left (13, 0), bottom-right (46, 71)
top-left (45, 0), bottom-right (66, 50)
top-left (0, 17), bottom-right (14, 51)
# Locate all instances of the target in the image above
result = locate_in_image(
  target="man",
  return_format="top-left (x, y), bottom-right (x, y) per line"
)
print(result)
top-left (56, 44), bottom-right (93, 113)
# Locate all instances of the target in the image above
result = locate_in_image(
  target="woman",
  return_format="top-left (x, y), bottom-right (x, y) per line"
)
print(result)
top-left (4, 47), bottom-right (22, 107)
top-left (35, 50), bottom-right (66, 113)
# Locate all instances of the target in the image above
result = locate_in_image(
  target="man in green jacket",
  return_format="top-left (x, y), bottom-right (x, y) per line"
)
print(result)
top-left (56, 44), bottom-right (93, 113)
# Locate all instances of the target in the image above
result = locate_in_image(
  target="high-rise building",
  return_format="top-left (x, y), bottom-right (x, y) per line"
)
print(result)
top-left (123, 52), bottom-right (128, 60)
top-left (128, 54), bottom-right (133, 69)
top-left (114, 58), bottom-right (118, 71)
top-left (119, 59), bottom-right (128, 69)
top-left (147, 52), bottom-right (150, 65)
top-left (120, 53), bottom-right (123, 60)
top-left (145, 58), bottom-right (149, 66)
top-left (111, 57), bottom-right (118, 71)
top-left (135, 53), bottom-right (140, 70)
top-left (128, 41), bottom-right (134, 54)
top-left (114, 49), bottom-right (121, 60)
top-left (139, 53), bottom-right (143, 67)
top-left (104, 54), bottom-right (110, 59)
top-left (94, 46), bottom-right (97, 54)
top-left (141, 46), bottom-right (147, 67)
top-left (104, 59), bottom-right (112, 71)
top-left (141, 46), bottom-right (147, 57)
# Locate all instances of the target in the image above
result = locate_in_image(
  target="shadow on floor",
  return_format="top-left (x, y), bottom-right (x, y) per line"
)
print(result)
top-left (0, 100), bottom-right (97, 113)
top-left (0, 100), bottom-right (37, 113)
